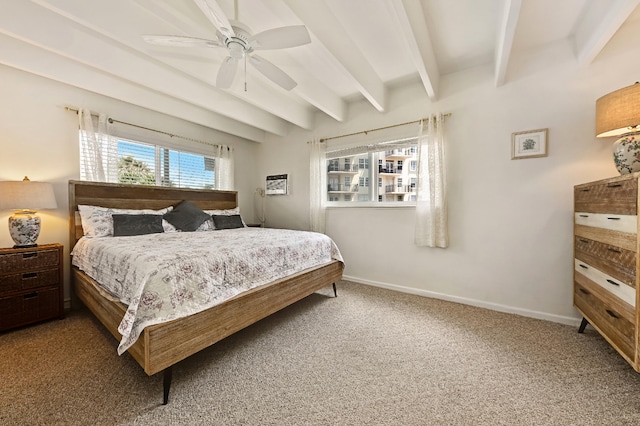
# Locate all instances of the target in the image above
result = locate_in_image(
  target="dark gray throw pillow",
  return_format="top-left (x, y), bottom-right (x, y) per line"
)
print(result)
top-left (112, 214), bottom-right (164, 236)
top-left (163, 200), bottom-right (211, 232)
top-left (212, 214), bottom-right (245, 230)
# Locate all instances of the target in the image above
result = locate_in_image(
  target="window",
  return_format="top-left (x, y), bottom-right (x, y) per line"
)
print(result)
top-left (80, 134), bottom-right (216, 189)
top-left (325, 137), bottom-right (418, 205)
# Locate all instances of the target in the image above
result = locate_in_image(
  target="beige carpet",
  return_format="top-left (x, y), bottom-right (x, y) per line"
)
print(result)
top-left (2, 281), bottom-right (640, 425)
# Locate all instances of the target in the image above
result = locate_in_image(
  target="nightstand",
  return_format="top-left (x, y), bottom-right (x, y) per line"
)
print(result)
top-left (0, 243), bottom-right (64, 331)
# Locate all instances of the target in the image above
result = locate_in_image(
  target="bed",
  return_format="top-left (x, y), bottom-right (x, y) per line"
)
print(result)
top-left (68, 180), bottom-right (344, 404)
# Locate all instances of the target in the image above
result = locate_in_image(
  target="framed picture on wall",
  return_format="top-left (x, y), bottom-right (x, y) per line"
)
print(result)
top-left (511, 128), bottom-right (548, 159)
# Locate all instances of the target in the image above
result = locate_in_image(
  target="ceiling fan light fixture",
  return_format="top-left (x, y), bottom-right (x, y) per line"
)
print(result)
top-left (228, 41), bottom-right (245, 59)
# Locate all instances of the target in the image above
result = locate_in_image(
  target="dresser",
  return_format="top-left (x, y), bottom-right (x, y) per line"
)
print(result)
top-left (0, 243), bottom-right (64, 331)
top-left (574, 174), bottom-right (640, 371)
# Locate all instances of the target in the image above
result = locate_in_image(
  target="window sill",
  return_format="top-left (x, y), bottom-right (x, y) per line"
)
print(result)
top-left (326, 203), bottom-right (416, 209)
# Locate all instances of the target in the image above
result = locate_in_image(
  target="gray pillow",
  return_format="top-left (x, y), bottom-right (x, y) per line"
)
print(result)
top-left (212, 214), bottom-right (245, 230)
top-left (163, 200), bottom-right (211, 232)
top-left (112, 214), bottom-right (164, 236)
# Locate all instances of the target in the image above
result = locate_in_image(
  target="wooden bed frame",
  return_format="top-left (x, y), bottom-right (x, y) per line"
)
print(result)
top-left (68, 180), bottom-right (343, 404)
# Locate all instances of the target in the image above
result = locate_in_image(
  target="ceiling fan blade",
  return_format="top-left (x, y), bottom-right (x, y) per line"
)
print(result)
top-left (142, 35), bottom-right (223, 48)
top-left (217, 56), bottom-right (238, 89)
top-left (193, 0), bottom-right (235, 38)
top-left (249, 54), bottom-right (297, 90)
top-left (249, 25), bottom-right (311, 50)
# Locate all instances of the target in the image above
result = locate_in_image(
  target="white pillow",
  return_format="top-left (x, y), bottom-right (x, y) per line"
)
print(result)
top-left (78, 205), bottom-right (173, 237)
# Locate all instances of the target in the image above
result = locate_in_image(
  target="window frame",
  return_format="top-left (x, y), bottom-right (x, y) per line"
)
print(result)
top-left (325, 137), bottom-right (419, 208)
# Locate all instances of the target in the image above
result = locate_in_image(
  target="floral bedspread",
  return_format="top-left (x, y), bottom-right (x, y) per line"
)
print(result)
top-left (71, 228), bottom-right (344, 354)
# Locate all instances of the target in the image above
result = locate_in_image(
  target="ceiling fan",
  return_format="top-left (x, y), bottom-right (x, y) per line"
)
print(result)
top-left (143, 0), bottom-right (310, 91)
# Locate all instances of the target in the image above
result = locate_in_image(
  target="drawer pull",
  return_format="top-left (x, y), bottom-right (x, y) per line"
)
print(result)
top-left (606, 279), bottom-right (620, 286)
top-left (579, 214), bottom-right (589, 218)
top-left (579, 238), bottom-right (589, 244)
top-left (579, 288), bottom-right (590, 295)
top-left (606, 183), bottom-right (622, 188)
top-left (607, 217), bottom-right (621, 220)
top-left (605, 309), bottom-right (619, 319)
top-left (607, 248), bottom-right (622, 254)
top-left (579, 264), bottom-right (588, 269)
top-left (22, 272), bottom-right (37, 279)
top-left (23, 292), bottom-right (38, 299)
top-left (580, 188), bottom-right (591, 192)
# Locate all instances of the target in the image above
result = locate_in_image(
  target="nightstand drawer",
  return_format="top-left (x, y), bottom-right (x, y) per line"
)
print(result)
top-left (575, 236), bottom-right (635, 287)
top-left (0, 268), bottom-right (60, 292)
top-left (575, 282), bottom-right (635, 360)
top-left (0, 248), bottom-right (60, 273)
top-left (575, 178), bottom-right (637, 215)
top-left (0, 287), bottom-right (60, 331)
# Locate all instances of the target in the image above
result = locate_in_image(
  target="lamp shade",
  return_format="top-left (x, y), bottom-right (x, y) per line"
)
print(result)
top-left (0, 177), bottom-right (57, 211)
top-left (596, 82), bottom-right (640, 138)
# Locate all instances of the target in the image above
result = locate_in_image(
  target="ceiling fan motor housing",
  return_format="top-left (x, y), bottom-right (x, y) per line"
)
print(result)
top-left (225, 24), bottom-right (252, 59)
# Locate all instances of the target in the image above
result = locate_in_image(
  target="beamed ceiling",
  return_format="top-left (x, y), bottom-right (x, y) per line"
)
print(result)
top-left (1, 0), bottom-right (639, 142)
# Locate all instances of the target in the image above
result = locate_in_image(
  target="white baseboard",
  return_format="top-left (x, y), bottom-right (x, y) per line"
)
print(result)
top-left (342, 274), bottom-right (582, 327)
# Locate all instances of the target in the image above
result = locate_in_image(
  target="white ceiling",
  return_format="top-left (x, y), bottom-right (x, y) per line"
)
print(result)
top-left (1, 0), bottom-right (639, 143)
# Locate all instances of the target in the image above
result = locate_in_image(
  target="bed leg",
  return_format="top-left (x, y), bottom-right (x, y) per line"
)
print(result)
top-left (332, 282), bottom-right (338, 298)
top-left (162, 367), bottom-right (173, 405)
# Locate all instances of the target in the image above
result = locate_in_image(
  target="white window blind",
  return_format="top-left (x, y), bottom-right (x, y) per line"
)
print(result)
top-left (79, 134), bottom-right (216, 189)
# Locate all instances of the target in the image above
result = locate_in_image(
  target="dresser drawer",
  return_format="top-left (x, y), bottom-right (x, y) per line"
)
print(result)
top-left (575, 282), bottom-right (635, 360)
top-left (575, 178), bottom-right (637, 215)
top-left (575, 259), bottom-right (636, 306)
top-left (575, 236), bottom-right (635, 287)
top-left (0, 287), bottom-right (60, 331)
top-left (0, 268), bottom-right (60, 292)
top-left (574, 212), bottom-right (637, 234)
top-left (0, 249), bottom-right (60, 273)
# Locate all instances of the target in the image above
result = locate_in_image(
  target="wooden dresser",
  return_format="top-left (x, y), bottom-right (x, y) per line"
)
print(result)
top-left (574, 173), bottom-right (640, 371)
top-left (0, 243), bottom-right (64, 331)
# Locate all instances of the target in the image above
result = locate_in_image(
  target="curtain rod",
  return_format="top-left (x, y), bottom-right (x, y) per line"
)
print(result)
top-left (317, 113), bottom-right (451, 143)
top-left (65, 106), bottom-right (222, 149)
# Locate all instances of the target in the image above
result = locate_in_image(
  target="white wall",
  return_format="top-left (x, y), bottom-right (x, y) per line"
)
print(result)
top-left (0, 64), bottom-right (260, 304)
top-left (257, 39), bottom-right (636, 325)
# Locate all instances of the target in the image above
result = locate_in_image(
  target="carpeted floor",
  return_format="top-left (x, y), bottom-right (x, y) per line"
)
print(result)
top-left (1, 281), bottom-right (640, 425)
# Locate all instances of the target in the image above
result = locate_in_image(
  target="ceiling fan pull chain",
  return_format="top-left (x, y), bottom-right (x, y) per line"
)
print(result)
top-left (244, 54), bottom-right (247, 92)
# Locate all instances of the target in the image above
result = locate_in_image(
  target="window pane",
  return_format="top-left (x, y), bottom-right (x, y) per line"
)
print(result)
top-left (161, 149), bottom-right (215, 189)
top-left (79, 132), bottom-right (216, 189)
top-left (118, 140), bottom-right (157, 185)
top-left (326, 145), bottom-right (417, 203)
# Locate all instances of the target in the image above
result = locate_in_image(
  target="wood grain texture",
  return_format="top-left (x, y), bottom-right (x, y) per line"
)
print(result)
top-left (68, 180), bottom-right (343, 377)
top-left (574, 173), bottom-right (640, 372)
top-left (574, 175), bottom-right (637, 215)
top-left (575, 236), bottom-right (636, 288)
top-left (575, 280), bottom-right (635, 362)
top-left (574, 224), bottom-right (636, 252)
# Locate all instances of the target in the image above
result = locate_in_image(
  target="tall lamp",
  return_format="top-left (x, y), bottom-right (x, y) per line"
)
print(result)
top-left (596, 82), bottom-right (640, 174)
top-left (0, 177), bottom-right (57, 248)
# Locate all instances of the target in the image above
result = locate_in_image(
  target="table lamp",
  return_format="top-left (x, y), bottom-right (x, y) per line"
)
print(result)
top-left (596, 82), bottom-right (640, 174)
top-left (0, 177), bottom-right (57, 248)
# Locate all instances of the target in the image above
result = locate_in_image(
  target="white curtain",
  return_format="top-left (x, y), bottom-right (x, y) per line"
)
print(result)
top-left (309, 139), bottom-right (327, 233)
top-left (79, 109), bottom-right (114, 182)
top-left (214, 145), bottom-right (235, 190)
top-left (414, 114), bottom-right (448, 248)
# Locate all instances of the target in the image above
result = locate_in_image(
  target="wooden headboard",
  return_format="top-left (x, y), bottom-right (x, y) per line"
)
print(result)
top-left (68, 180), bottom-right (238, 249)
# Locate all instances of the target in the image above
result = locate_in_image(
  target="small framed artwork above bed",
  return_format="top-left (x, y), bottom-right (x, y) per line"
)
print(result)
top-left (68, 180), bottom-right (344, 404)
